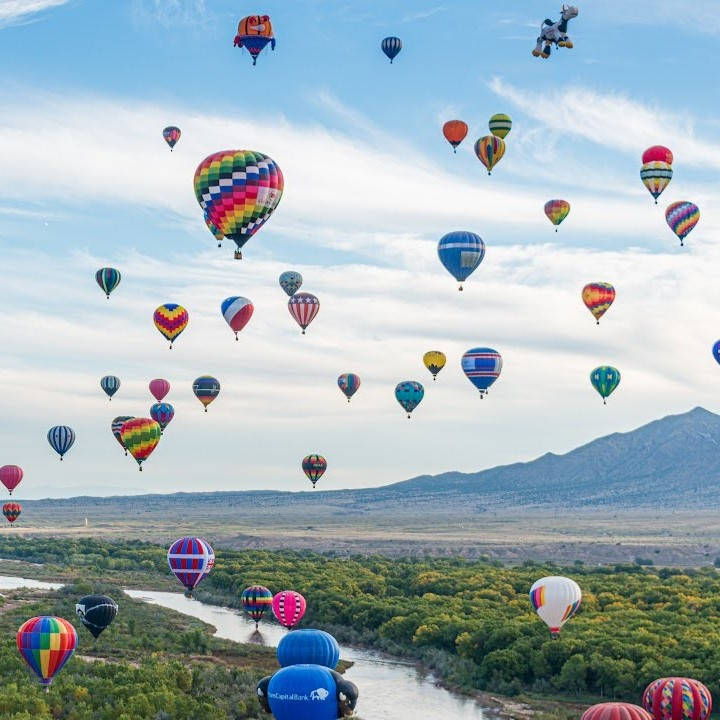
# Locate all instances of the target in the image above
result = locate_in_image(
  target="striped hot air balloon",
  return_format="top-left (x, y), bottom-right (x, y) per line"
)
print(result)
top-left (167, 536), bottom-right (215, 596)
top-left (381, 36), bottom-right (402, 62)
top-left (47, 426), bottom-right (75, 460)
top-left (474, 135), bottom-right (505, 175)
top-left (95, 267), bottom-right (121, 299)
top-left (488, 113), bottom-right (512, 139)
top-left (437, 231), bottom-right (485, 291)
top-left (640, 161), bottom-right (672, 204)
top-left (120, 418), bottom-right (161, 471)
top-left (111, 416), bottom-right (134, 456)
top-left (529, 575), bottom-right (582, 637)
top-left (461, 348), bottom-right (502, 398)
top-left (153, 304), bottom-right (188, 348)
top-left (582, 283), bottom-right (615, 324)
top-left (221, 296), bottom-right (254, 340)
top-left (666, 202), bottom-right (700, 246)
top-left (288, 293), bottom-right (320, 334)
top-left (100, 375), bottom-right (120, 401)
top-left (272, 590), bottom-right (307, 629)
top-left (17, 616), bottom-right (77, 689)
top-left (192, 376), bottom-right (220, 412)
top-left (583, 703), bottom-right (652, 720)
top-left (241, 585), bottom-right (273, 628)
top-left (3, 502), bottom-right (21, 524)
top-left (643, 678), bottom-right (712, 720)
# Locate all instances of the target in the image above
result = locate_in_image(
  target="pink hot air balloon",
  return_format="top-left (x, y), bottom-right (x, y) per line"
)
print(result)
top-left (272, 590), bottom-right (307, 629)
top-left (583, 704), bottom-right (653, 720)
top-left (149, 379), bottom-right (171, 403)
top-left (0, 465), bottom-right (23, 495)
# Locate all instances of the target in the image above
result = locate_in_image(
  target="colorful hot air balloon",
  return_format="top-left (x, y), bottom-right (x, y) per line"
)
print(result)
top-left (193, 150), bottom-right (283, 259)
top-left (162, 126), bottom-right (181, 151)
top-left (192, 376), bottom-right (220, 412)
top-left (381, 36), bottom-right (402, 62)
top-left (111, 416), bottom-right (133, 456)
top-left (75, 595), bottom-right (118, 639)
top-left (437, 231), bottom-right (485, 290)
top-left (149, 379), bottom-right (170, 402)
top-left (442, 120), bottom-right (468, 153)
top-left (0, 465), bottom-right (23, 494)
top-left (643, 678), bottom-right (712, 720)
top-left (529, 575), bottom-right (581, 637)
top-left (302, 455), bottom-right (327, 488)
top-left (666, 202), bottom-right (700, 246)
top-left (423, 351), bottom-right (446, 381)
top-left (474, 135), bottom-right (505, 175)
top-left (233, 15), bottom-right (276, 65)
top-left (337, 373), bottom-right (361, 402)
top-left (95, 267), bottom-right (121, 299)
top-left (100, 375), bottom-right (120, 401)
top-left (204, 213), bottom-right (225, 247)
top-left (488, 113), bottom-right (512, 139)
top-left (288, 292), bottom-right (320, 334)
top-left (221, 296), bottom-right (254, 340)
top-left (461, 348), bottom-right (502, 397)
top-left (167, 536), bottom-right (215, 596)
top-left (544, 199), bottom-right (570, 231)
top-left (119, 418), bottom-right (161, 471)
top-left (590, 366), bottom-right (621, 404)
top-left (640, 161), bottom-right (672, 204)
top-left (277, 630), bottom-right (340, 669)
top-left (272, 590), bottom-right (307, 629)
top-left (395, 381), bottom-right (424, 418)
top-left (241, 586), bottom-right (273, 628)
top-left (47, 426), bottom-right (75, 460)
top-left (150, 403), bottom-right (174, 433)
top-left (642, 146), bottom-right (673, 165)
top-left (267, 665), bottom-right (339, 720)
top-left (154, 304), bottom-right (188, 348)
top-left (279, 271), bottom-right (303, 296)
top-left (583, 704), bottom-right (652, 720)
top-left (582, 283), bottom-right (615, 324)
top-left (3, 502), bottom-right (21, 524)
top-left (17, 616), bottom-right (77, 689)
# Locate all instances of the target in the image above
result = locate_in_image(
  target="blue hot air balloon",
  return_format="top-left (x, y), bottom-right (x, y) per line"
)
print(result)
top-left (713, 341), bottom-right (720, 365)
top-left (337, 373), bottom-right (361, 403)
top-left (437, 231), bottom-right (485, 290)
top-left (48, 425), bottom-right (75, 460)
top-left (381, 36), bottom-right (402, 63)
top-left (279, 271), bottom-right (303, 297)
top-left (461, 348), bottom-right (502, 398)
top-left (395, 381), bottom-right (424, 418)
top-left (277, 630), bottom-right (340, 670)
top-left (100, 375), bottom-right (120, 401)
top-left (268, 665), bottom-right (338, 720)
top-left (150, 402), bottom-right (175, 433)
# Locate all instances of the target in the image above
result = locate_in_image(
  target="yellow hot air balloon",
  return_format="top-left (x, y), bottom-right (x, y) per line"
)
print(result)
top-left (423, 351), bottom-right (446, 381)
top-left (474, 136), bottom-right (506, 175)
top-left (488, 113), bottom-right (512, 139)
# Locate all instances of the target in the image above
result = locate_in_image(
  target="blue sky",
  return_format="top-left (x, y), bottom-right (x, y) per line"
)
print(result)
top-left (1, 0), bottom-right (720, 498)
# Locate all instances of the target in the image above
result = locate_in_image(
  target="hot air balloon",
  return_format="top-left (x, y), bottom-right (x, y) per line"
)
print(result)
top-left (234, 15), bottom-right (276, 65)
top-left (192, 376), bottom-right (220, 412)
top-left (442, 120), bottom-right (468, 153)
top-left (529, 575), bottom-right (581, 637)
top-left (437, 231), bottom-right (485, 290)
top-left (149, 378), bottom-right (171, 402)
top-left (461, 348), bottom-right (502, 398)
top-left (423, 351), bottom-right (446, 381)
top-left (642, 146), bottom-right (673, 165)
top-left (95, 267), bottom-right (121, 299)
top-left (489, 113), bottom-right (512, 139)
top-left (221, 296), bottom-right (254, 340)
top-left (47, 426), bottom-right (75, 460)
top-left (582, 283), bottom-right (615, 324)
top-left (154, 304), bottom-right (188, 348)
top-left (205, 212), bottom-right (225, 247)
top-left (337, 373), bottom-right (361, 402)
top-left (241, 586), bottom-right (273, 628)
top-left (279, 271), bottom-right (303, 296)
top-left (3, 502), bottom-right (21, 524)
top-left (713, 341), bottom-right (720, 366)
top-left (120, 418), bottom-right (161, 471)
top-left (150, 403), bottom-right (174, 433)
top-left (272, 590), bottom-right (307, 629)
top-left (302, 455), bottom-right (327, 488)
top-left (590, 366), bottom-right (620, 404)
top-left (75, 595), bottom-right (118, 639)
top-left (643, 678), bottom-right (711, 720)
top-left (111, 416), bottom-right (133, 456)
top-left (17, 616), bottom-right (77, 689)
top-left (194, 150), bottom-right (283, 259)
top-left (640, 161), bottom-right (672, 204)
top-left (474, 135), bottom-right (505, 175)
top-left (544, 199), bottom-right (570, 231)
top-left (0, 465), bottom-right (23, 494)
top-left (666, 201), bottom-right (700, 246)
top-left (395, 381), bottom-right (424, 418)
top-left (267, 665), bottom-right (339, 720)
top-left (100, 375), bottom-right (120, 401)
top-left (381, 36), bottom-right (402, 62)
top-left (288, 292), bottom-right (320, 334)
top-left (167, 536), bottom-right (215, 597)
top-left (583, 704), bottom-right (652, 720)
top-left (277, 629), bottom-right (340, 669)
top-left (162, 126), bottom-right (181, 151)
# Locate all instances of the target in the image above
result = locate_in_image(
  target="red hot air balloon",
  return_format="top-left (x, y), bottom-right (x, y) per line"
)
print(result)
top-left (149, 379), bottom-right (171, 402)
top-left (643, 678), bottom-right (712, 720)
top-left (442, 120), bottom-right (468, 153)
top-left (642, 146), bottom-right (673, 165)
top-left (0, 465), bottom-right (23, 495)
top-left (288, 293), bottom-right (320, 334)
top-left (272, 590), bottom-right (307, 629)
top-left (583, 704), bottom-right (653, 720)
top-left (3, 502), bottom-right (21, 524)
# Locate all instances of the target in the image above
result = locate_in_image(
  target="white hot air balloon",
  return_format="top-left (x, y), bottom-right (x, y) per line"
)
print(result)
top-left (529, 576), bottom-right (581, 637)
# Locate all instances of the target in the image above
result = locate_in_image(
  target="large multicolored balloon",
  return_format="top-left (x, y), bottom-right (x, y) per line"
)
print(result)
top-left (279, 271), bottom-right (303, 296)
top-left (337, 373), bottom-right (361, 402)
top-left (95, 267), bottom-right (121, 299)
top-left (488, 113), bottom-right (512, 139)
top-left (149, 379), bottom-right (170, 402)
top-left (234, 15), bottom-right (276, 65)
top-left (423, 351), bottom-right (446, 381)
top-left (150, 403), bottom-right (174, 433)
top-left (474, 135), bottom-right (505, 175)
top-left (381, 36), bottom-right (402, 63)
top-left (272, 590), bottom-right (307, 629)
top-left (167, 536), bottom-right (215, 596)
top-left (437, 231), bottom-right (485, 290)
top-left (642, 146), bottom-right (673, 165)
top-left (395, 381), bottom-right (424, 418)
top-left (666, 202), bottom-right (700, 246)
top-left (193, 376), bottom-right (220, 412)
top-left (277, 629), bottom-right (340, 670)
top-left (221, 296), bottom-right (254, 340)
top-left (640, 161), bottom-right (672, 204)
top-left (544, 199), bottom-right (570, 230)
top-left (111, 416), bottom-right (133, 455)
top-left (162, 126), bottom-right (181, 151)
top-left (267, 665), bottom-right (339, 720)
top-left (120, 418), bottom-right (161, 470)
top-left (442, 120), bottom-right (468, 153)
top-left (154, 304), bottom-right (188, 348)
top-left (193, 150), bottom-right (284, 259)
top-left (529, 575), bottom-right (582, 637)
top-left (288, 292), bottom-right (320, 334)
top-left (583, 704), bottom-right (652, 720)
top-left (100, 375), bottom-right (120, 401)
top-left (47, 426), bottom-right (75, 460)
top-left (3, 502), bottom-right (21, 524)
top-left (0, 465), bottom-right (23, 494)
top-left (241, 585), bottom-right (273, 628)
top-left (590, 366), bottom-right (621, 404)
top-left (75, 595), bottom-right (118, 639)
top-left (643, 678), bottom-right (712, 720)
top-left (302, 455), bottom-right (327, 488)
top-left (461, 348), bottom-right (502, 397)
top-left (17, 616), bottom-right (77, 688)
top-left (582, 283), bottom-right (615, 324)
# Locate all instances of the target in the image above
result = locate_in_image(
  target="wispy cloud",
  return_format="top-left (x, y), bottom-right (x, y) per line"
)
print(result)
top-left (130, 0), bottom-right (208, 28)
top-left (401, 5), bottom-right (445, 23)
top-left (0, 0), bottom-right (68, 28)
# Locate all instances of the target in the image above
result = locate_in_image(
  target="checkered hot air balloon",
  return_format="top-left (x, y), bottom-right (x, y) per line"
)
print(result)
top-left (3, 502), bottom-right (21, 524)
top-left (153, 303), bottom-right (188, 348)
top-left (544, 199), bottom-right (570, 231)
top-left (474, 135), bottom-right (505, 175)
top-left (241, 585), bottom-right (273, 628)
top-left (582, 283), bottom-right (615, 325)
top-left (461, 348), bottom-right (502, 398)
top-left (395, 381), bottom-right (424, 418)
top-left (666, 201), bottom-right (700, 247)
top-left (167, 536), bottom-right (215, 596)
top-left (192, 376), bottom-right (220, 412)
top-left (221, 296), bottom-right (254, 340)
top-left (120, 418), bottom-right (161, 471)
top-left (17, 616), bottom-right (77, 689)
top-left (162, 125), bottom-right (181, 151)
top-left (272, 590), bottom-right (307, 629)
top-left (288, 292), bottom-right (320, 334)
top-left (302, 454), bottom-right (327, 488)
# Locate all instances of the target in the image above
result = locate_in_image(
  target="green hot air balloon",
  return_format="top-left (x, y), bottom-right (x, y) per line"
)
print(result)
top-left (590, 366), bottom-right (620, 404)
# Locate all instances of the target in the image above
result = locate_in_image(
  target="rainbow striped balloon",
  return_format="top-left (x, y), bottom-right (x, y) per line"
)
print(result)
top-left (241, 585), bottom-right (273, 626)
top-left (643, 677), bottom-right (711, 720)
top-left (153, 303), bottom-right (188, 348)
top-left (666, 201), bottom-right (699, 246)
top-left (17, 616), bottom-right (77, 688)
top-left (474, 135), bottom-right (505, 175)
top-left (640, 161), bottom-right (672, 203)
top-left (544, 199), bottom-right (570, 230)
top-left (120, 418), bottom-right (161, 471)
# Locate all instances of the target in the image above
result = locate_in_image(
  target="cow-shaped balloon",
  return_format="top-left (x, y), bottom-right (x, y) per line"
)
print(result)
top-left (532, 5), bottom-right (578, 58)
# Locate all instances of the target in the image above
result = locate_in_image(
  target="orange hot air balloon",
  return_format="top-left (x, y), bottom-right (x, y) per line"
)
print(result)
top-left (582, 283), bottom-right (615, 325)
top-left (442, 120), bottom-right (468, 153)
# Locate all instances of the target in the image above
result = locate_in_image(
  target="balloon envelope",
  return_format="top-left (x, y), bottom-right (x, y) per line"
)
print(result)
top-left (241, 586), bottom-right (273, 623)
top-left (111, 416), bottom-right (133, 454)
top-left (268, 665), bottom-right (337, 720)
top-left (395, 381), bottom-right (424, 417)
top-left (642, 145), bottom-right (673, 165)
top-left (193, 376), bottom-right (220, 411)
top-left (272, 590), bottom-right (307, 628)
top-left (474, 135), bottom-right (505, 174)
top-left (221, 296), bottom-right (254, 339)
top-left (0, 465), bottom-right (23, 494)
top-left (288, 293), bottom-right (320, 333)
top-left (437, 231), bottom-right (485, 289)
top-left (423, 351), bottom-right (446, 380)
top-left (154, 304), bottom-right (188, 347)
top-left (488, 113), bottom-right (512, 139)
top-left (583, 704), bottom-right (652, 720)
top-left (234, 15), bottom-right (276, 65)
top-left (120, 418), bottom-right (161, 469)
top-left (100, 375), bottom-right (120, 400)
top-left (167, 537), bottom-right (215, 593)
top-left (150, 403), bottom-right (174, 432)
top-left (442, 120), bottom-right (468, 152)
top-left (75, 595), bottom-right (118, 639)
top-left (47, 426), bottom-right (75, 460)
top-left (640, 161), bottom-right (672, 203)
top-left (461, 348), bottom-right (502, 396)
top-left (582, 283), bottom-right (615, 324)
top-left (590, 366), bottom-right (620, 403)
top-left (381, 36), bottom-right (402, 62)
top-left (95, 267), bottom-right (121, 299)
top-left (277, 629), bottom-right (340, 669)
top-left (3, 502), bottom-right (21, 523)
top-left (643, 678), bottom-right (712, 720)
top-left (337, 373), bottom-right (361, 402)
top-left (149, 379), bottom-right (171, 402)
top-left (544, 199), bottom-right (570, 228)
top-left (279, 271), bottom-right (303, 296)
top-left (666, 202), bottom-right (700, 246)
top-left (302, 455), bottom-right (327, 487)
top-left (529, 575), bottom-right (581, 636)
top-left (17, 616), bottom-right (77, 687)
